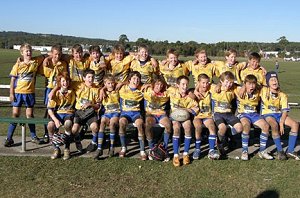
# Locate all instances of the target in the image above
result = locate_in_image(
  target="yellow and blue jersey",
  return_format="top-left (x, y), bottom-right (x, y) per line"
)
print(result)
top-left (239, 67), bottom-right (266, 86)
top-left (130, 59), bottom-right (158, 84)
top-left (119, 85), bottom-right (143, 112)
top-left (185, 60), bottom-right (216, 85)
top-left (234, 86), bottom-right (260, 114)
top-left (214, 61), bottom-right (245, 83)
top-left (159, 62), bottom-right (189, 87)
top-left (42, 61), bottom-right (68, 89)
top-left (210, 84), bottom-right (236, 113)
top-left (195, 91), bottom-right (213, 119)
top-left (143, 87), bottom-right (169, 115)
top-left (47, 89), bottom-right (76, 114)
top-left (89, 56), bottom-right (108, 87)
top-left (260, 87), bottom-right (289, 115)
top-left (108, 55), bottom-right (135, 83)
top-left (68, 58), bottom-right (90, 90)
top-left (102, 90), bottom-right (120, 114)
top-left (75, 83), bottom-right (100, 110)
top-left (9, 56), bottom-right (44, 94)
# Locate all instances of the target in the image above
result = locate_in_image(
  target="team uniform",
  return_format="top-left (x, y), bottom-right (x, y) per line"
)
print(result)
top-left (68, 58), bottom-right (90, 90)
top-left (239, 66), bottom-right (266, 86)
top-left (130, 59), bottom-right (159, 84)
top-left (214, 61), bottom-right (245, 83)
top-left (107, 55), bottom-right (135, 83)
top-left (185, 60), bottom-right (216, 85)
top-left (159, 62), bottom-right (189, 87)
top-left (89, 56), bottom-right (107, 87)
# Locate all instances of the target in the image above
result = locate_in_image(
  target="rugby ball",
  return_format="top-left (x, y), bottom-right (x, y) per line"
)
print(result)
top-left (170, 109), bottom-right (190, 122)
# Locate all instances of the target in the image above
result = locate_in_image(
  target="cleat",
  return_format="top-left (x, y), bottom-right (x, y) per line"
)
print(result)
top-left (277, 151), bottom-right (287, 160)
top-left (51, 148), bottom-right (61, 160)
top-left (164, 152), bottom-right (170, 162)
top-left (75, 141), bottom-right (83, 153)
top-left (147, 149), bottom-right (153, 160)
top-left (286, 151), bottom-right (300, 160)
top-left (140, 151), bottom-right (147, 161)
top-left (43, 134), bottom-right (50, 144)
top-left (94, 149), bottom-right (103, 160)
top-left (192, 149), bottom-right (201, 160)
top-left (258, 151), bottom-right (274, 160)
top-left (31, 137), bottom-right (42, 145)
top-left (183, 155), bottom-right (190, 165)
top-left (4, 138), bottom-right (14, 147)
top-left (63, 149), bottom-right (70, 160)
top-left (208, 149), bottom-right (220, 160)
top-left (241, 150), bottom-right (249, 161)
top-left (119, 147), bottom-right (126, 158)
top-left (86, 142), bottom-right (97, 153)
top-left (173, 155), bottom-right (180, 167)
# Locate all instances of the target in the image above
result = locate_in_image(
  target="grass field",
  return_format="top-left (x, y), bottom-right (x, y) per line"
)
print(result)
top-left (0, 49), bottom-right (300, 197)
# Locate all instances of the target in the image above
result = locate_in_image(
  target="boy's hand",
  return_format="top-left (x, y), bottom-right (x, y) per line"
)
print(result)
top-left (9, 93), bottom-right (15, 103)
top-left (260, 66), bottom-right (267, 75)
top-left (160, 59), bottom-right (168, 66)
top-left (192, 59), bottom-right (199, 65)
top-left (214, 84), bottom-right (221, 93)
top-left (238, 86), bottom-right (246, 99)
top-left (150, 57), bottom-right (158, 68)
top-left (141, 83), bottom-right (151, 91)
top-left (43, 56), bottom-right (52, 67)
top-left (54, 120), bottom-right (62, 129)
top-left (279, 122), bottom-right (285, 135)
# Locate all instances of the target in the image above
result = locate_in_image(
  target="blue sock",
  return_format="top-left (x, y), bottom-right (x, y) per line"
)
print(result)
top-left (92, 132), bottom-right (98, 144)
top-left (147, 139), bottom-right (154, 149)
top-left (109, 132), bottom-right (115, 149)
top-left (163, 132), bottom-right (170, 149)
top-left (184, 136), bottom-right (192, 153)
top-left (195, 139), bottom-right (201, 150)
top-left (97, 132), bottom-right (104, 149)
top-left (287, 132), bottom-right (298, 153)
top-left (7, 123), bottom-right (17, 140)
top-left (28, 123), bottom-right (36, 138)
top-left (138, 136), bottom-right (145, 151)
top-left (173, 136), bottom-right (180, 155)
top-left (273, 135), bottom-right (283, 152)
top-left (119, 134), bottom-right (126, 147)
top-left (259, 132), bottom-right (268, 152)
top-left (241, 132), bottom-right (249, 152)
top-left (208, 135), bottom-right (216, 150)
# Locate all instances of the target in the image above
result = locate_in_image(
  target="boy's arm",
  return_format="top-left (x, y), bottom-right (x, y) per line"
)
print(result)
top-left (9, 77), bottom-right (16, 102)
top-left (279, 111), bottom-right (288, 135)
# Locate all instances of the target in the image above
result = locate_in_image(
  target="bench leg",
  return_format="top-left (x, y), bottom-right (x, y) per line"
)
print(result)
top-left (21, 124), bottom-right (26, 152)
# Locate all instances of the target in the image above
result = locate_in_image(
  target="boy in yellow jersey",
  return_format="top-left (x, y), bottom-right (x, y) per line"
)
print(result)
top-left (72, 69), bottom-right (100, 154)
top-left (211, 71), bottom-right (243, 156)
top-left (5, 43), bottom-right (45, 147)
top-left (159, 49), bottom-right (189, 87)
top-left (239, 52), bottom-right (266, 86)
top-left (95, 74), bottom-right (120, 159)
top-left (144, 76), bottom-right (171, 160)
top-left (130, 45), bottom-right (159, 85)
top-left (185, 49), bottom-right (216, 85)
top-left (260, 71), bottom-right (299, 160)
top-left (168, 76), bottom-right (199, 167)
top-left (214, 49), bottom-right (245, 83)
top-left (118, 71), bottom-right (145, 160)
top-left (192, 74), bottom-right (219, 160)
top-left (88, 45), bottom-right (107, 87)
top-left (235, 75), bottom-right (273, 160)
top-left (41, 45), bottom-right (68, 143)
top-left (47, 74), bottom-right (76, 160)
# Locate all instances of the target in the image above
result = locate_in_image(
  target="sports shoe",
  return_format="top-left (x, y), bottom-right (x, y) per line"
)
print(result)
top-left (31, 137), bottom-right (42, 144)
top-left (94, 149), bottom-right (103, 160)
top-left (173, 155), bottom-right (180, 167)
top-left (140, 151), bottom-right (147, 161)
top-left (183, 155), bottom-right (190, 165)
top-left (4, 138), bottom-right (14, 147)
top-left (43, 134), bottom-right (50, 144)
top-left (108, 148), bottom-right (115, 157)
top-left (217, 142), bottom-right (226, 156)
top-left (63, 149), bottom-right (70, 160)
top-left (51, 148), bottom-right (61, 160)
top-left (86, 142), bottom-right (97, 153)
top-left (164, 152), bottom-right (170, 162)
top-left (286, 151), bottom-right (300, 160)
top-left (75, 141), bottom-right (83, 153)
top-left (192, 149), bottom-right (201, 160)
top-left (208, 149), bottom-right (220, 160)
top-left (277, 151), bottom-right (287, 160)
top-left (258, 151), bottom-right (274, 160)
top-left (148, 149), bottom-right (153, 160)
top-left (119, 147), bottom-right (126, 158)
top-left (241, 150), bottom-right (249, 161)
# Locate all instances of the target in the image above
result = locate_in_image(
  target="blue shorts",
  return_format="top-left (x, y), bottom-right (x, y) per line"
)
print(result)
top-left (147, 114), bottom-right (167, 123)
top-left (12, 93), bottom-right (35, 108)
top-left (120, 111), bottom-right (142, 123)
top-left (263, 113), bottom-right (282, 123)
top-left (214, 112), bottom-right (240, 127)
top-left (102, 112), bottom-right (120, 119)
top-left (237, 112), bottom-right (263, 124)
top-left (44, 88), bottom-right (52, 105)
top-left (53, 113), bottom-right (74, 124)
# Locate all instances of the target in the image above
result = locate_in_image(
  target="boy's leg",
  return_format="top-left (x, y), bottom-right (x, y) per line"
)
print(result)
top-left (26, 107), bottom-right (41, 144)
top-left (72, 122), bottom-right (83, 153)
top-left (135, 118), bottom-right (147, 160)
top-left (240, 118), bottom-right (251, 160)
top-left (62, 118), bottom-right (72, 160)
top-left (254, 119), bottom-right (273, 160)
top-left (5, 107), bottom-right (20, 146)
top-left (145, 116), bottom-right (155, 150)
top-left (119, 117), bottom-right (128, 157)
top-left (172, 121), bottom-right (181, 167)
top-left (182, 120), bottom-right (192, 165)
top-left (192, 118), bottom-right (203, 160)
top-left (86, 121), bottom-right (99, 153)
top-left (285, 117), bottom-right (299, 160)
top-left (108, 117), bottom-right (119, 157)
top-left (159, 116), bottom-right (172, 150)
top-left (203, 119), bottom-right (219, 160)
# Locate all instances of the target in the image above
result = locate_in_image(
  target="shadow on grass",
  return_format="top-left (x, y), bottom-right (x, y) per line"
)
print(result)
top-left (256, 189), bottom-right (279, 198)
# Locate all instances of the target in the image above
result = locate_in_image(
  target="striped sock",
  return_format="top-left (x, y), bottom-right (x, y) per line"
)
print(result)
top-left (259, 132), bottom-right (268, 152)
top-left (138, 136), bottom-right (145, 151)
top-left (241, 132), bottom-right (249, 152)
top-left (163, 132), bottom-right (170, 149)
top-left (119, 134), bottom-right (126, 147)
top-left (92, 132), bottom-right (98, 144)
top-left (173, 136), bottom-right (180, 155)
top-left (273, 135), bottom-right (283, 152)
top-left (184, 136), bottom-right (192, 153)
top-left (195, 139), bottom-right (201, 150)
top-left (97, 132), bottom-right (104, 149)
top-left (109, 132), bottom-right (115, 149)
top-left (208, 135), bottom-right (216, 150)
top-left (287, 132), bottom-right (298, 153)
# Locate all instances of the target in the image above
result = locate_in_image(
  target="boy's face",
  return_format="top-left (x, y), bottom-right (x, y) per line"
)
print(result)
top-left (129, 75), bottom-right (140, 88)
top-left (225, 53), bottom-right (236, 65)
top-left (168, 54), bottom-right (178, 66)
top-left (153, 81), bottom-right (164, 93)
top-left (104, 80), bottom-right (115, 91)
top-left (52, 49), bottom-right (61, 63)
top-left (84, 73), bottom-right (94, 87)
top-left (115, 51), bottom-right (124, 61)
top-left (221, 79), bottom-right (233, 91)
top-left (245, 82), bottom-right (256, 93)
top-left (21, 48), bottom-right (32, 60)
top-left (177, 79), bottom-right (189, 95)
top-left (197, 53), bottom-right (207, 65)
top-left (249, 58), bottom-right (259, 69)
top-left (138, 48), bottom-right (148, 61)
top-left (72, 50), bottom-right (83, 61)
top-left (198, 78), bottom-right (210, 91)
top-left (269, 77), bottom-right (279, 90)
top-left (91, 51), bottom-right (100, 61)
top-left (60, 77), bottom-right (69, 89)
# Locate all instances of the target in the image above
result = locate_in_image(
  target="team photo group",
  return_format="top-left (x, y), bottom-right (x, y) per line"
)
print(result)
top-left (4, 42), bottom-right (299, 167)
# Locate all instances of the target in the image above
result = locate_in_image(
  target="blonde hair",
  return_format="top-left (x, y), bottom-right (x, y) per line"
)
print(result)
top-left (166, 49), bottom-right (179, 58)
top-left (224, 49), bottom-right (237, 57)
top-left (103, 74), bottom-right (116, 83)
top-left (20, 43), bottom-right (32, 53)
top-left (112, 44), bottom-right (125, 55)
top-left (219, 71), bottom-right (235, 82)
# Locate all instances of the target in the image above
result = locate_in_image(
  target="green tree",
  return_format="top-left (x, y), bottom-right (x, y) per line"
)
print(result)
top-left (277, 36), bottom-right (289, 52)
top-left (118, 34), bottom-right (129, 46)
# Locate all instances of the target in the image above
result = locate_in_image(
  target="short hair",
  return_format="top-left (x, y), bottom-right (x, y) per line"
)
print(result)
top-left (72, 44), bottom-right (83, 53)
top-left (176, 75), bottom-right (189, 85)
top-left (138, 44), bottom-right (148, 52)
top-left (248, 52), bottom-right (261, 62)
top-left (166, 48), bottom-right (179, 58)
top-left (20, 43), bottom-right (32, 52)
top-left (89, 45), bottom-right (101, 54)
top-left (51, 44), bottom-right (62, 53)
top-left (56, 72), bottom-right (70, 88)
top-left (83, 69), bottom-right (95, 77)
top-left (194, 49), bottom-right (206, 57)
top-left (197, 73), bottom-right (210, 82)
top-left (128, 71), bottom-right (141, 80)
top-left (219, 71), bottom-right (235, 82)
top-left (112, 44), bottom-right (125, 55)
top-left (151, 76), bottom-right (167, 91)
top-left (103, 74), bottom-right (115, 83)
top-left (244, 74), bottom-right (257, 84)
top-left (224, 49), bottom-right (237, 57)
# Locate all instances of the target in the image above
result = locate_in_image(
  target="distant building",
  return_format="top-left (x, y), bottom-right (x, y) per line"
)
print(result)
top-left (263, 51), bottom-right (279, 59)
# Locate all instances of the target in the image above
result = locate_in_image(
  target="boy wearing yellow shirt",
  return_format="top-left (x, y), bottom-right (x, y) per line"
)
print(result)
top-left (88, 45), bottom-right (107, 87)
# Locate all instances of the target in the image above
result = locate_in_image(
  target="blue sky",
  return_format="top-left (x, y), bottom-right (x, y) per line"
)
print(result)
top-left (0, 0), bottom-right (299, 43)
